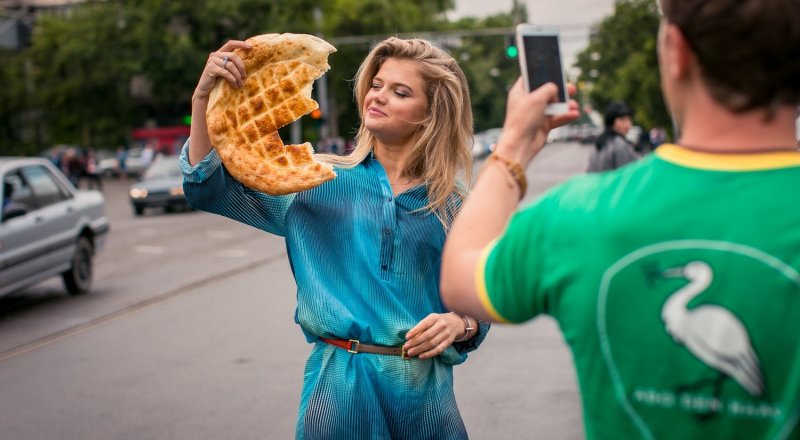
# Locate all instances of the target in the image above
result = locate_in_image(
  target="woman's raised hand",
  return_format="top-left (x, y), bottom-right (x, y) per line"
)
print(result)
top-left (193, 40), bottom-right (252, 102)
top-left (188, 40), bottom-right (251, 165)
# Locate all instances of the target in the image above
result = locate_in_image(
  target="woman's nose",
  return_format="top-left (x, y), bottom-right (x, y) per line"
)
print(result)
top-left (373, 91), bottom-right (387, 104)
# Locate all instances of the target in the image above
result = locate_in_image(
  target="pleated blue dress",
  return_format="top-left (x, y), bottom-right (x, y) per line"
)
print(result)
top-left (180, 142), bottom-right (488, 439)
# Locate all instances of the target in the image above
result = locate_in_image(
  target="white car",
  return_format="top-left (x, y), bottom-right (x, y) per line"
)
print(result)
top-left (95, 150), bottom-right (120, 178)
top-left (472, 128), bottom-right (502, 159)
top-left (123, 147), bottom-right (150, 178)
top-left (0, 157), bottom-right (109, 296)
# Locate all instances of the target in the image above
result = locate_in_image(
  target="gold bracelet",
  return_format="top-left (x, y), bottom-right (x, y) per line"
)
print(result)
top-left (488, 153), bottom-right (527, 200)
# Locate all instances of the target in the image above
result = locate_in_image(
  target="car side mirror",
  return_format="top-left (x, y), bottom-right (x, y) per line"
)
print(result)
top-left (2, 204), bottom-right (28, 222)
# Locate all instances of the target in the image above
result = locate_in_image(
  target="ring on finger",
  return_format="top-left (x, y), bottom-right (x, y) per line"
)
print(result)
top-left (222, 55), bottom-right (229, 69)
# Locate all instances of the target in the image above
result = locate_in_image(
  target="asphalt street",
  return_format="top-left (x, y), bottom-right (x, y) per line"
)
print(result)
top-left (0, 141), bottom-right (592, 439)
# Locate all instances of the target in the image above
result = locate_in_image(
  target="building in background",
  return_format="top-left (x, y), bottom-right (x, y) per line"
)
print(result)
top-left (0, 0), bottom-right (89, 50)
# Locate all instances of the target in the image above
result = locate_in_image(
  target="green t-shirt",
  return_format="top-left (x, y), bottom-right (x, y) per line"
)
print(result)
top-left (478, 144), bottom-right (800, 439)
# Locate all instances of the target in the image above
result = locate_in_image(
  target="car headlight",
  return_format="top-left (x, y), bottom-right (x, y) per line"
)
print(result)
top-left (169, 186), bottom-right (184, 196)
top-left (129, 188), bottom-right (148, 199)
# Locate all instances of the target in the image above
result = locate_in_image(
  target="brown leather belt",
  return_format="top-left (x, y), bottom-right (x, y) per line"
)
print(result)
top-left (321, 337), bottom-right (409, 359)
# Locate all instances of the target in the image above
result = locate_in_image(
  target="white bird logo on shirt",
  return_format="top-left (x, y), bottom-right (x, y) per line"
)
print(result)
top-left (660, 260), bottom-right (764, 396)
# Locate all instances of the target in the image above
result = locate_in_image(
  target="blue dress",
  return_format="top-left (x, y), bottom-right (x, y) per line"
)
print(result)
top-left (180, 142), bottom-right (488, 439)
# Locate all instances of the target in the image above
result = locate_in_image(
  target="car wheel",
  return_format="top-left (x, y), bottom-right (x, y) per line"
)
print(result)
top-left (134, 205), bottom-right (145, 216)
top-left (62, 236), bottom-right (93, 295)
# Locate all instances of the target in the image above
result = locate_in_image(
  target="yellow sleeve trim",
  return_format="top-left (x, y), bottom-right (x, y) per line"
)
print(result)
top-left (656, 143), bottom-right (800, 171)
top-left (475, 239), bottom-right (511, 324)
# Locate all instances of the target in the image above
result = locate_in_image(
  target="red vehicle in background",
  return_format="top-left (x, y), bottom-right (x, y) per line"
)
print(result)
top-left (131, 126), bottom-right (190, 156)
top-left (117, 126), bottom-right (191, 178)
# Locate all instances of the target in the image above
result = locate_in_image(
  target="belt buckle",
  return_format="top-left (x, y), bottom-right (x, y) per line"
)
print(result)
top-left (347, 339), bottom-right (360, 354)
top-left (401, 347), bottom-right (410, 360)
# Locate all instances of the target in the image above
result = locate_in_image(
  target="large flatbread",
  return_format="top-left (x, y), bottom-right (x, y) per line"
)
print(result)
top-left (207, 33), bottom-right (337, 195)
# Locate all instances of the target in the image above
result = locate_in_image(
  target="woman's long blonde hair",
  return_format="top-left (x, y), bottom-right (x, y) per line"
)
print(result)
top-left (317, 37), bottom-right (474, 229)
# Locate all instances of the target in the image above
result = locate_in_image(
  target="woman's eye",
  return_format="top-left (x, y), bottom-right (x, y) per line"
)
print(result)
top-left (394, 90), bottom-right (408, 98)
top-left (371, 83), bottom-right (381, 89)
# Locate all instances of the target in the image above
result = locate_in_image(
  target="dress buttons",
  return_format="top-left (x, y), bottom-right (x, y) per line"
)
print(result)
top-left (381, 264), bottom-right (388, 270)
top-left (383, 228), bottom-right (391, 235)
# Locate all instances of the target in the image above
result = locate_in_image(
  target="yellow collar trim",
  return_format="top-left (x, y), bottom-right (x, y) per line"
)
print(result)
top-left (655, 144), bottom-right (800, 171)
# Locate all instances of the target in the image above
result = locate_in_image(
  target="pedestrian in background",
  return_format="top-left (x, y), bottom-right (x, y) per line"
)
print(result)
top-left (48, 150), bottom-right (61, 170)
top-left (634, 129), bottom-right (655, 155)
top-left (649, 126), bottom-right (667, 148)
top-left (115, 146), bottom-right (128, 179)
top-left (84, 149), bottom-right (103, 190)
top-left (182, 36), bottom-right (488, 439)
top-left (587, 101), bottom-right (640, 172)
top-left (441, 0), bottom-right (800, 438)
top-left (141, 142), bottom-right (155, 169)
top-left (62, 148), bottom-right (83, 187)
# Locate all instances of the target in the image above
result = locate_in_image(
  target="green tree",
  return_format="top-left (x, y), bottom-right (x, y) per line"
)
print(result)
top-left (0, 51), bottom-right (33, 154)
top-left (5, 0), bottom-right (529, 154)
top-left (450, 12), bottom-right (525, 133)
top-left (9, 0), bottom-right (326, 153)
top-left (123, 0), bottom-right (321, 125)
top-left (575, 0), bottom-right (670, 136)
top-left (314, 0), bottom-right (455, 142)
top-left (318, 1), bottom-right (520, 140)
top-left (28, 3), bottom-right (140, 149)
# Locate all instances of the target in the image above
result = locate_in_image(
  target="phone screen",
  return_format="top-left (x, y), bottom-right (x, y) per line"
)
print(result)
top-left (522, 35), bottom-right (565, 102)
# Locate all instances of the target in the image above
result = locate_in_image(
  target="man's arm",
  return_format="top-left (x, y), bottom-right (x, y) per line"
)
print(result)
top-left (440, 79), bottom-right (579, 322)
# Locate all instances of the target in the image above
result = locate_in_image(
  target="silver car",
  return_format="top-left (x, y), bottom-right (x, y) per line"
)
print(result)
top-left (128, 155), bottom-right (191, 216)
top-left (0, 157), bottom-right (110, 296)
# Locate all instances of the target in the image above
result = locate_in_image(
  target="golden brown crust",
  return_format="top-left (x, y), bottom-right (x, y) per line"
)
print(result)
top-left (206, 33), bottom-right (337, 195)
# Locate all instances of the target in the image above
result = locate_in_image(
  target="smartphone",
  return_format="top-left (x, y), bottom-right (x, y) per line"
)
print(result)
top-left (516, 24), bottom-right (569, 115)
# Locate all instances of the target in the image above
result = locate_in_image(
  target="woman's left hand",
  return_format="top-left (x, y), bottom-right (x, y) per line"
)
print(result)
top-left (403, 313), bottom-right (465, 359)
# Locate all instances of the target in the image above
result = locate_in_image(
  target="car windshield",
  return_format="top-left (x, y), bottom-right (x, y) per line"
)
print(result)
top-left (143, 157), bottom-right (182, 179)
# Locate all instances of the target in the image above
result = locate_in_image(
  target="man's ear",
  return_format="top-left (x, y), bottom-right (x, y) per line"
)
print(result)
top-left (662, 23), bottom-right (694, 81)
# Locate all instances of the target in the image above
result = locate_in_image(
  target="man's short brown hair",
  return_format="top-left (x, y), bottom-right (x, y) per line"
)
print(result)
top-left (660, 0), bottom-right (800, 113)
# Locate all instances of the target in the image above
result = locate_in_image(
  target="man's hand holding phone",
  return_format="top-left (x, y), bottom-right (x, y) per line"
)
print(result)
top-left (493, 23), bottom-right (579, 167)
top-left (494, 79), bottom-right (580, 167)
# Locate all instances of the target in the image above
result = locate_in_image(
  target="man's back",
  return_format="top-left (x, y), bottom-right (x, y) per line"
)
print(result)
top-left (510, 145), bottom-right (800, 439)
top-left (440, 2), bottom-right (800, 439)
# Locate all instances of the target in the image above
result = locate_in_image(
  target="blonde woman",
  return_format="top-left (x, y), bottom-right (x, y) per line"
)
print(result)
top-left (181, 37), bottom-right (489, 439)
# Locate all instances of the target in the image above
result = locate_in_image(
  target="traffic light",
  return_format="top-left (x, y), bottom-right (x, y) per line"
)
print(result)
top-left (309, 108), bottom-right (324, 127)
top-left (505, 35), bottom-right (518, 59)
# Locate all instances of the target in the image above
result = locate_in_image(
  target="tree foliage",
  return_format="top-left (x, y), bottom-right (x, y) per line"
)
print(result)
top-left (457, 11), bottom-right (526, 132)
top-left (321, 2), bottom-right (520, 139)
top-left (0, 50), bottom-right (32, 155)
top-left (1, 0), bottom-right (527, 154)
top-left (575, 0), bottom-right (671, 135)
top-left (29, 4), bottom-right (140, 148)
top-left (310, 0), bottom-right (456, 141)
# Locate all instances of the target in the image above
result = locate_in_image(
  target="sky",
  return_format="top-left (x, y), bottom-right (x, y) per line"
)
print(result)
top-left (450, 0), bottom-right (617, 71)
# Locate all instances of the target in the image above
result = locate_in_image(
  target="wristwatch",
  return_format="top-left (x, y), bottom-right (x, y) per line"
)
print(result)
top-left (455, 315), bottom-right (475, 342)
